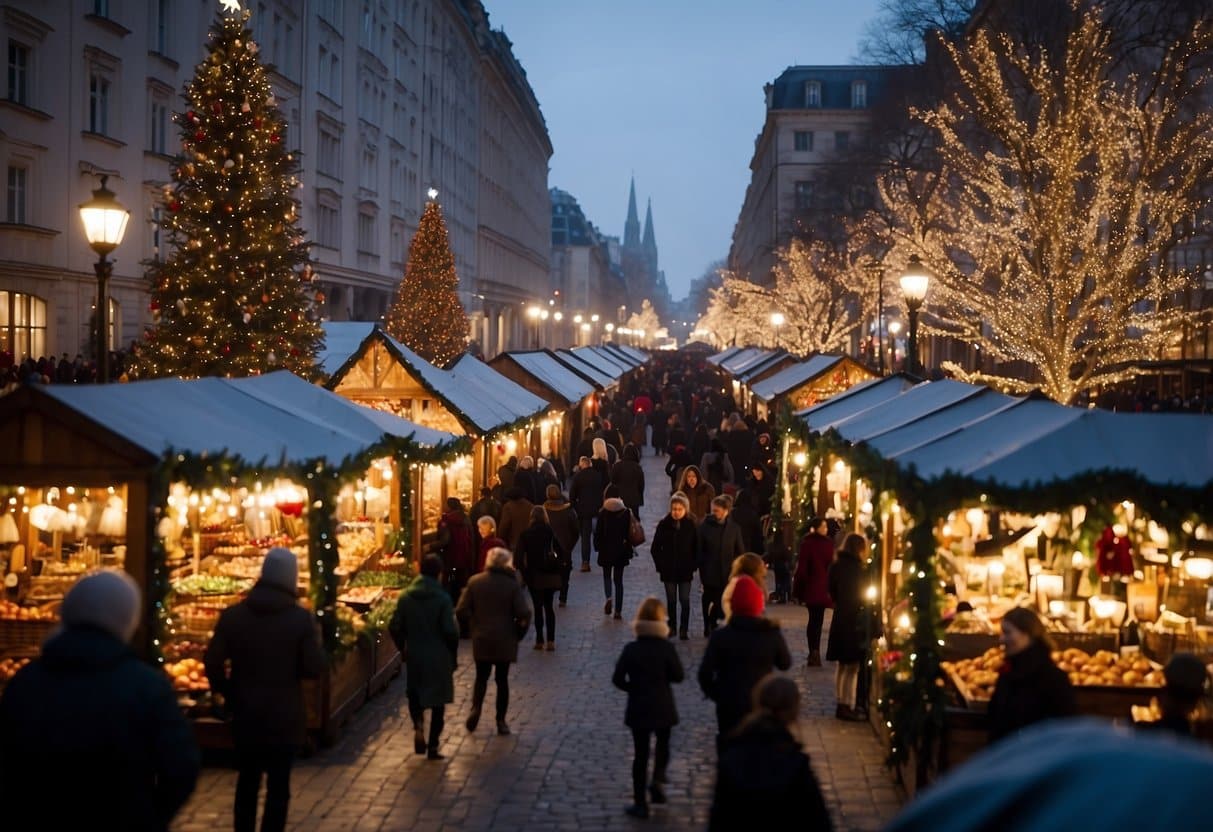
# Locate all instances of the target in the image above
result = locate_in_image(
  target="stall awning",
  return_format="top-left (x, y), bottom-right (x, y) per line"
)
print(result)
top-left (719, 347), bottom-right (776, 376)
top-left (553, 349), bottom-right (617, 388)
top-left (863, 388), bottom-right (1019, 458)
top-left (829, 380), bottom-right (989, 444)
top-left (447, 354), bottom-right (552, 428)
top-left (797, 374), bottom-right (919, 432)
top-left (751, 355), bottom-right (843, 402)
top-left (706, 346), bottom-right (744, 367)
top-left (499, 351), bottom-right (596, 404)
top-left (570, 346), bottom-right (629, 378)
top-left (601, 344), bottom-right (643, 369)
top-left (611, 345), bottom-right (649, 365)
top-left (317, 321), bottom-right (377, 378)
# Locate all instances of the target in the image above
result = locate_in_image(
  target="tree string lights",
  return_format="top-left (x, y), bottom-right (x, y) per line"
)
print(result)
top-left (134, 8), bottom-right (323, 380)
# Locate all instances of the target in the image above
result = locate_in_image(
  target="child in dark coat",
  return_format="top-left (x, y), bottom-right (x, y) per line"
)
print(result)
top-left (612, 597), bottom-right (686, 819)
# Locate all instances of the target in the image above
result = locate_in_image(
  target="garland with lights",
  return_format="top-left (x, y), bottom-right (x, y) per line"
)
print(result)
top-left (384, 195), bottom-right (468, 368)
top-left (135, 7), bottom-right (323, 380)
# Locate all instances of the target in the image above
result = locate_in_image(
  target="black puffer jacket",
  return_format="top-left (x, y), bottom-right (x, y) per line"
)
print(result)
top-left (594, 497), bottom-right (634, 568)
top-left (987, 640), bottom-right (1077, 742)
top-left (204, 581), bottom-right (327, 750)
top-left (612, 620), bottom-right (685, 731)
top-left (709, 715), bottom-right (833, 832)
top-left (0, 626), bottom-right (200, 831)
top-left (609, 445), bottom-right (646, 511)
top-left (698, 615), bottom-right (792, 736)
top-left (650, 513), bottom-right (699, 583)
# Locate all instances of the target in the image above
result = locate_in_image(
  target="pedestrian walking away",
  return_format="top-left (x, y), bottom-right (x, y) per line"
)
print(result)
top-left (516, 505), bottom-right (568, 650)
top-left (456, 547), bottom-right (533, 736)
top-left (610, 442), bottom-right (646, 519)
top-left (827, 533), bottom-right (873, 722)
top-left (389, 554), bottom-right (460, 760)
top-left (542, 484), bottom-right (580, 606)
top-left (612, 597), bottom-right (686, 820)
top-left (0, 569), bottom-right (200, 831)
top-left (569, 455), bottom-right (604, 571)
top-left (709, 674), bottom-right (832, 832)
top-left (721, 552), bottom-right (767, 621)
top-left (697, 574), bottom-right (791, 750)
top-left (595, 485), bottom-right (635, 620)
top-left (696, 495), bottom-right (745, 635)
top-left (437, 497), bottom-right (476, 603)
top-left (793, 516), bottom-right (835, 667)
top-left (204, 548), bottom-right (326, 832)
top-left (497, 487), bottom-right (535, 553)
top-left (650, 491), bottom-right (699, 640)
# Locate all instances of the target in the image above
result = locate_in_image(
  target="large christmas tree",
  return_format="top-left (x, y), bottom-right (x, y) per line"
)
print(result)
top-left (134, 5), bottom-right (322, 379)
top-left (384, 193), bottom-right (468, 367)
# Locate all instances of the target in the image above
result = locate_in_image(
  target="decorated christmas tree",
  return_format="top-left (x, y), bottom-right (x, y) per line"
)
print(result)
top-left (134, 4), bottom-right (322, 379)
top-left (384, 192), bottom-right (468, 367)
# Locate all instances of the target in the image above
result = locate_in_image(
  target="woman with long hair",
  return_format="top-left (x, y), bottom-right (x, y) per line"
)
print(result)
top-left (516, 506), bottom-right (567, 651)
top-left (827, 533), bottom-right (867, 721)
top-left (987, 606), bottom-right (1076, 742)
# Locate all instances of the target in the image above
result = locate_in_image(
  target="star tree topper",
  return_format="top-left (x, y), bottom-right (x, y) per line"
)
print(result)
top-left (220, 0), bottom-right (242, 14)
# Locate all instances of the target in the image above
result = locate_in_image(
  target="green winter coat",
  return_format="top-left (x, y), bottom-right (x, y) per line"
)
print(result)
top-left (389, 574), bottom-right (459, 708)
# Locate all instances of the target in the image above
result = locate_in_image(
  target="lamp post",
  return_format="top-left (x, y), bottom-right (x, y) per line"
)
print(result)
top-left (770, 311), bottom-right (785, 349)
top-left (78, 175), bottom-right (130, 383)
top-left (899, 255), bottom-right (931, 377)
top-left (526, 305), bottom-right (542, 348)
top-left (866, 261), bottom-right (885, 374)
top-left (887, 320), bottom-right (902, 370)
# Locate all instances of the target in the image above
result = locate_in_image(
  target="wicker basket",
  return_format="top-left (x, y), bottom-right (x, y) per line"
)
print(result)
top-left (0, 617), bottom-right (58, 652)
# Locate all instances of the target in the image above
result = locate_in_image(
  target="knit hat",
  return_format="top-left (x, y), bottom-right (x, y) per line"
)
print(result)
top-left (60, 568), bottom-right (142, 643)
top-left (669, 491), bottom-right (690, 510)
top-left (1164, 652), bottom-right (1210, 699)
top-left (730, 574), bottom-right (765, 618)
top-left (261, 547), bottom-right (298, 592)
top-left (545, 484), bottom-right (563, 501)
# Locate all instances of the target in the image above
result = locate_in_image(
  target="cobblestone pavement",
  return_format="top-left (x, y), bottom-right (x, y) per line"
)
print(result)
top-left (174, 450), bottom-right (904, 831)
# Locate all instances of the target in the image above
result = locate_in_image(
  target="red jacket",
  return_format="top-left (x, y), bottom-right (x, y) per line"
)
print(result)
top-left (477, 535), bottom-right (507, 573)
top-left (792, 532), bottom-right (834, 607)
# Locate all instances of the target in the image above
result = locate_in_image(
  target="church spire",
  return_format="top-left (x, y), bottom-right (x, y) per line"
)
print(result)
top-left (624, 177), bottom-right (641, 249)
top-left (642, 198), bottom-right (656, 253)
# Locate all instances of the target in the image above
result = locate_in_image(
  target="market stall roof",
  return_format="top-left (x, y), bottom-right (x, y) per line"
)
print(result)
top-left (706, 345), bottom-right (744, 366)
top-left (829, 380), bottom-right (989, 444)
top-left (863, 388), bottom-right (1019, 458)
top-left (496, 350), bottom-right (596, 404)
top-left (612, 345), bottom-right (649, 364)
top-left (735, 350), bottom-right (793, 383)
top-left (751, 355), bottom-right (843, 402)
top-left (571, 346), bottom-right (629, 377)
top-left (447, 353), bottom-right (552, 425)
top-left (797, 374), bottom-right (919, 432)
top-left (554, 349), bottom-right (618, 387)
top-left (601, 343), bottom-right (645, 369)
top-left (719, 347), bottom-right (775, 376)
top-left (39, 372), bottom-right (455, 468)
top-left (317, 321), bottom-right (377, 378)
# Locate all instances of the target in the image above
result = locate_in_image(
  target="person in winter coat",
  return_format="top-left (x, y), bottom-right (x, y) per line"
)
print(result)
top-left (697, 575), bottom-right (792, 750)
top-left (697, 496), bottom-right (746, 635)
top-left (455, 547), bottom-right (533, 736)
top-left (665, 413), bottom-right (688, 456)
top-left (516, 506), bottom-right (569, 650)
top-left (689, 422), bottom-right (710, 464)
top-left (792, 517), bottom-right (835, 667)
top-left (630, 412), bottom-right (648, 453)
top-left (437, 497), bottom-right (475, 603)
top-left (569, 455), bottom-right (604, 571)
top-left (650, 492), bottom-right (699, 640)
top-left (709, 674), bottom-right (832, 832)
top-left (613, 597), bottom-right (686, 820)
top-left (827, 533), bottom-right (870, 721)
top-left (987, 606), bottom-right (1077, 743)
top-left (650, 403), bottom-right (668, 456)
top-left (721, 552), bottom-right (767, 621)
top-left (542, 484), bottom-right (580, 606)
top-left (728, 489), bottom-right (765, 556)
top-left (591, 436), bottom-right (615, 477)
top-left (470, 487), bottom-right (502, 529)
top-left (610, 442), bottom-right (646, 518)
top-left (205, 548), bottom-right (326, 832)
top-left (664, 444), bottom-right (694, 493)
top-left (538, 458), bottom-right (561, 494)
top-left (513, 455), bottom-right (545, 505)
top-left (476, 516), bottom-right (507, 574)
top-left (722, 419), bottom-right (755, 481)
top-left (0, 569), bottom-right (200, 832)
top-left (1137, 653), bottom-right (1211, 739)
top-left (594, 484), bottom-right (635, 620)
top-left (746, 464), bottom-right (775, 517)
top-left (389, 554), bottom-right (459, 760)
top-left (699, 438), bottom-right (734, 495)
top-left (676, 465), bottom-right (716, 523)
top-left (496, 487), bottom-right (535, 553)
top-left (497, 456), bottom-right (518, 495)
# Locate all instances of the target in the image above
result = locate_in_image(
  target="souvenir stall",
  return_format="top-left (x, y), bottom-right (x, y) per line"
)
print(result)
top-left (751, 354), bottom-right (877, 422)
top-left (793, 378), bottom-right (1213, 791)
top-left (0, 372), bottom-right (463, 747)
top-left (488, 349), bottom-right (599, 469)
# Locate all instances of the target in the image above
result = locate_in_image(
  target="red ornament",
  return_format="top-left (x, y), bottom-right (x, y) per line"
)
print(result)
top-left (187, 110), bottom-right (197, 122)
top-left (211, 102), bottom-right (222, 115)
top-left (290, 348), bottom-right (299, 357)
top-left (223, 344), bottom-right (231, 354)
top-left (253, 118), bottom-right (262, 128)
top-left (270, 134), bottom-right (281, 144)
top-left (169, 201), bottom-right (181, 212)
top-left (261, 293), bottom-right (269, 303)
top-left (149, 300), bottom-right (160, 311)
top-left (223, 203), bottom-right (234, 213)
top-left (194, 130), bottom-right (205, 142)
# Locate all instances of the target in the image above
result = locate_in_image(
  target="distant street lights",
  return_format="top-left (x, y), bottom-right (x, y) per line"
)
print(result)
top-left (526, 305), bottom-right (542, 348)
top-left (887, 320), bottom-right (902, 370)
top-left (770, 311), bottom-right (785, 348)
top-left (78, 174), bottom-right (130, 384)
top-left (900, 255), bottom-right (931, 377)
top-left (866, 261), bottom-right (885, 374)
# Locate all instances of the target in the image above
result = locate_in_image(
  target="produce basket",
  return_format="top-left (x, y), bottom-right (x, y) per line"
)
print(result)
top-left (0, 617), bottom-right (58, 652)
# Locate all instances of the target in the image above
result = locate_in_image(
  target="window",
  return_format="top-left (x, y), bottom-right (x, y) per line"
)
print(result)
top-left (316, 194), bottom-right (340, 248)
top-left (357, 207), bottom-right (376, 254)
top-left (153, 0), bottom-right (170, 56)
top-left (851, 80), bottom-right (867, 108)
top-left (320, 0), bottom-right (344, 31)
top-left (804, 81), bottom-right (821, 108)
top-left (389, 154), bottom-right (403, 208)
top-left (106, 297), bottom-right (120, 352)
top-left (390, 218), bottom-right (406, 266)
top-left (149, 203), bottom-right (164, 261)
top-left (794, 180), bottom-right (814, 211)
top-left (835, 131), bottom-right (850, 152)
top-left (7, 41), bottom-right (29, 105)
top-left (793, 130), bottom-right (813, 152)
top-left (89, 72), bottom-right (110, 134)
top-left (319, 49), bottom-right (341, 103)
top-left (359, 145), bottom-right (377, 191)
top-left (149, 97), bottom-right (168, 154)
top-left (317, 124), bottom-right (341, 178)
top-left (93, 0), bottom-right (110, 16)
top-left (0, 291), bottom-right (47, 361)
top-left (6, 166), bottom-right (27, 224)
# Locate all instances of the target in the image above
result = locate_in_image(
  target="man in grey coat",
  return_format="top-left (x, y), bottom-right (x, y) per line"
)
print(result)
top-left (696, 496), bottom-right (746, 636)
top-left (455, 547), bottom-right (533, 736)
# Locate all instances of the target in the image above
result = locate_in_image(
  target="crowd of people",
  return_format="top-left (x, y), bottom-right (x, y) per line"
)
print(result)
top-left (0, 348), bottom-right (136, 393)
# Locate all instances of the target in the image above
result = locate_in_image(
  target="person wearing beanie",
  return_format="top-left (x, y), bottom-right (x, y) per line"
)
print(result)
top-left (613, 597), bottom-right (686, 819)
top-left (542, 484), bottom-right (580, 607)
top-left (1136, 652), bottom-right (1210, 738)
top-left (205, 548), bottom-right (326, 832)
top-left (595, 483), bottom-right (635, 619)
top-left (0, 569), bottom-right (200, 830)
top-left (721, 552), bottom-right (768, 621)
top-left (697, 574), bottom-right (791, 751)
top-left (650, 492), bottom-right (699, 640)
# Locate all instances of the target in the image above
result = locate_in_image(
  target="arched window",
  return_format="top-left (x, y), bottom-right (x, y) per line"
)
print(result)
top-left (0, 291), bottom-right (47, 360)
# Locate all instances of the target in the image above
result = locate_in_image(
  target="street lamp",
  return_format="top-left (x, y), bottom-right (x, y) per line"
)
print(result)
top-left (526, 305), bottom-right (542, 348)
top-left (887, 320), bottom-right (902, 369)
top-left (78, 174), bottom-right (130, 384)
top-left (770, 311), bottom-right (785, 348)
top-left (899, 255), bottom-right (931, 376)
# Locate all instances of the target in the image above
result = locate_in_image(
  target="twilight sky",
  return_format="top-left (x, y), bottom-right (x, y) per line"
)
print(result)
top-left (489, 0), bottom-right (884, 301)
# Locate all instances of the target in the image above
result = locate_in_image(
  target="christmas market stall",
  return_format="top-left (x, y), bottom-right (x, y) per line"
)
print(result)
top-left (0, 372), bottom-right (462, 745)
top-left (791, 378), bottom-right (1213, 789)
top-left (551, 348), bottom-right (620, 394)
top-left (320, 322), bottom-right (551, 546)
top-left (488, 349), bottom-right (598, 471)
top-left (569, 345), bottom-right (640, 388)
top-left (749, 353), bottom-right (877, 422)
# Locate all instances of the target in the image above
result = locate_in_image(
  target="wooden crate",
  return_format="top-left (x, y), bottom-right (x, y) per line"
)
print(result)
top-left (368, 631), bottom-right (402, 697)
top-left (304, 643), bottom-right (372, 747)
top-left (942, 632), bottom-right (998, 661)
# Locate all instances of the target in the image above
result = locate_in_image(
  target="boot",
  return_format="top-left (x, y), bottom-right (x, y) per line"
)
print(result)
top-left (413, 725), bottom-right (426, 755)
top-left (496, 718), bottom-right (511, 736)
top-left (465, 705), bottom-right (481, 732)
top-left (807, 650), bottom-right (822, 667)
top-left (649, 783), bottom-right (667, 804)
top-left (625, 803), bottom-right (649, 819)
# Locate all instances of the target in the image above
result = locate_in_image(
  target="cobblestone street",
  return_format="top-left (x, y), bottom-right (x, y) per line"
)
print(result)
top-left (174, 451), bottom-right (904, 831)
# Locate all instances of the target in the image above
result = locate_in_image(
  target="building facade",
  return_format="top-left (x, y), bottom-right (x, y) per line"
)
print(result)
top-left (0, 0), bottom-right (550, 367)
top-left (549, 187), bottom-right (625, 347)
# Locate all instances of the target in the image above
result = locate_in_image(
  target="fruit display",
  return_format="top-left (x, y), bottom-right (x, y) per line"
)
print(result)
top-left (349, 570), bottom-right (411, 589)
top-left (165, 658), bottom-right (209, 692)
top-left (216, 556), bottom-right (264, 579)
top-left (337, 586), bottom-right (384, 606)
top-left (0, 600), bottom-right (57, 621)
top-left (0, 656), bottom-right (31, 683)
top-left (162, 639), bottom-right (208, 662)
top-left (171, 575), bottom-right (251, 596)
top-left (337, 529), bottom-right (378, 575)
top-left (943, 646), bottom-right (1165, 703)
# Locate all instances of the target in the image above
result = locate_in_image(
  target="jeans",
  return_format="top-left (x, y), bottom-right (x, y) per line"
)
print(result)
top-left (579, 514), bottom-right (595, 565)
top-left (631, 726), bottom-right (671, 805)
top-left (603, 564), bottom-right (625, 610)
top-left (806, 604), bottom-right (827, 653)
top-left (234, 746), bottom-right (294, 832)
top-left (529, 586), bottom-right (557, 643)
top-left (664, 580), bottom-right (691, 634)
top-left (473, 660), bottom-right (511, 719)
top-left (701, 583), bottom-right (724, 633)
top-left (407, 690), bottom-right (446, 754)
